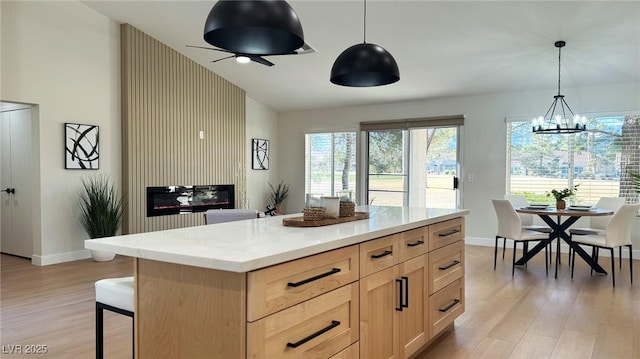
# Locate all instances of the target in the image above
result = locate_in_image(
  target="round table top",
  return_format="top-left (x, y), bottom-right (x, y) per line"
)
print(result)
top-left (516, 206), bottom-right (614, 216)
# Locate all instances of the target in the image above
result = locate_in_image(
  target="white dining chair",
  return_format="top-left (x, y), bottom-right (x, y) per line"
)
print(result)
top-left (568, 197), bottom-right (625, 266)
top-left (503, 194), bottom-right (552, 263)
top-left (570, 204), bottom-right (640, 287)
top-left (492, 199), bottom-right (551, 275)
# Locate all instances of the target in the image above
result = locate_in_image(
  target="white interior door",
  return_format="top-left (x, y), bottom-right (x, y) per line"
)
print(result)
top-left (1, 107), bottom-right (34, 258)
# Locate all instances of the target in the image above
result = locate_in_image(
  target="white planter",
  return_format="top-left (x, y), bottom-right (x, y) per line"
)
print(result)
top-left (89, 249), bottom-right (116, 262)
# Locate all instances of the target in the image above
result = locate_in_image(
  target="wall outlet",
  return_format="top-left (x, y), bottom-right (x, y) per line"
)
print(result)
top-left (199, 130), bottom-right (204, 140)
top-left (467, 173), bottom-right (474, 183)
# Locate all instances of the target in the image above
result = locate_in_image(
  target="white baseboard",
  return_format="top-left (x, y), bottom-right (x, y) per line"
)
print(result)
top-left (32, 249), bottom-right (91, 266)
top-left (464, 236), bottom-right (640, 260)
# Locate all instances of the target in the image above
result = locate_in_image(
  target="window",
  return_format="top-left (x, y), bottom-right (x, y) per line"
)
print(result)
top-left (305, 132), bottom-right (357, 198)
top-left (507, 114), bottom-right (640, 204)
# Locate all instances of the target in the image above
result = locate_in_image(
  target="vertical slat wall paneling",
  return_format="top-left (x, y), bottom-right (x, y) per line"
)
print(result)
top-left (121, 24), bottom-right (246, 234)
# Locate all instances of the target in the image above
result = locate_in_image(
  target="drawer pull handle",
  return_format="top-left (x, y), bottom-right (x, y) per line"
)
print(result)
top-left (438, 260), bottom-right (460, 271)
top-left (401, 276), bottom-right (409, 308)
top-left (438, 299), bottom-right (460, 313)
top-left (287, 268), bottom-right (341, 287)
top-left (371, 250), bottom-right (393, 259)
top-left (438, 229), bottom-right (460, 237)
top-left (395, 279), bottom-right (403, 311)
top-left (407, 240), bottom-right (424, 247)
top-left (286, 320), bottom-right (341, 348)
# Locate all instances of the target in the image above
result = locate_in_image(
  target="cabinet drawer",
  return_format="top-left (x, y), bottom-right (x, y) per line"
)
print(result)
top-left (429, 278), bottom-right (464, 339)
top-left (360, 234), bottom-right (398, 277)
top-left (428, 217), bottom-right (464, 251)
top-left (247, 283), bottom-right (359, 359)
top-left (247, 245), bottom-right (359, 321)
top-left (328, 342), bottom-right (359, 359)
top-left (428, 241), bottom-right (464, 294)
top-left (398, 226), bottom-right (428, 262)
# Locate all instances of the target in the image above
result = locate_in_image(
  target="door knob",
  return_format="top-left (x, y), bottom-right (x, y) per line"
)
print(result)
top-left (4, 188), bottom-right (15, 194)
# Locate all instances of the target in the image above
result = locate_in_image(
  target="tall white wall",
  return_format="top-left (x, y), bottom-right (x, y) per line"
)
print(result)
top-left (1, 1), bottom-right (121, 264)
top-left (278, 82), bottom-right (640, 244)
top-left (246, 96), bottom-right (280, 213)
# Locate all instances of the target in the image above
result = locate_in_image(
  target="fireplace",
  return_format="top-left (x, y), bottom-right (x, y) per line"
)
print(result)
top-left (146, 185), bottom-right (235, 217)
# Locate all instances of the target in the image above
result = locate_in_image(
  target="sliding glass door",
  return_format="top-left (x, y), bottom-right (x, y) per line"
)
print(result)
top-left (365, 126), bottom-right (460, 208)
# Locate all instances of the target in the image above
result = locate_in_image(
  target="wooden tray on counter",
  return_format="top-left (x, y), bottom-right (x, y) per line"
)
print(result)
top-left (282, 212), bottom-right (369, 227)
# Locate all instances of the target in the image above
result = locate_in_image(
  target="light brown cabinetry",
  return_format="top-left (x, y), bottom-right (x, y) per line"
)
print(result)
top-left (359, 219), bottom-right (465, 359)
top-left (427, 218), bottom-right (465, 340)
top-left (359, 229), bottom-right (429, 359)
top-left (247, 283), bottom-right (359, 359)
top-left (134, 216), bottom-right (465, 359)
top-left (247, 245), bottom-right (359, 321)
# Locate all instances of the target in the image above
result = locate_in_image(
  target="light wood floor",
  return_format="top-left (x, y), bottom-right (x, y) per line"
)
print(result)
top-left (1, 245), bottom-right (639, 358)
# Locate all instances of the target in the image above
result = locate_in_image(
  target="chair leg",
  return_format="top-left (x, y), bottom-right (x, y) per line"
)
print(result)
top-left (96, 303), bottom-right (104, 359)
top-left (610, 248), bottom-right (615, 287)
top-left (619, 246), bottom-right (622, 269)
top-left (524, 242), bottom-right (528, 268)
top-left (503, 237), bottom-right (506, 259)
top-left (494, 236), bottom-right (499, 270)
top-left (591, 247), bottom-right (596, 276)
top-left (557, 237), bottom-right (561, 265)
top-left (571, 246), bottom-right (576, 279)
top-left (512, 241), bottom-right (517, 276)
top-left (629, 245), bottom-right (633, 284)
top-left (545, 241), bottom-right (548, 276)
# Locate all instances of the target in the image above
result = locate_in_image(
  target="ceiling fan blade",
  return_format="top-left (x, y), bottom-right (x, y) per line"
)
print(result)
top-left (186, 45), bottom-right (231, 54)
top-left (251, 56), bottom-right (275, 67)
top-left (211, 55), bottom-right (235, 63)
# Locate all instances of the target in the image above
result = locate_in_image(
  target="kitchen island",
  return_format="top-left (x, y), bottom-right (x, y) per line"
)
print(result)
top-left (86, 205), bottom-right (469, 358)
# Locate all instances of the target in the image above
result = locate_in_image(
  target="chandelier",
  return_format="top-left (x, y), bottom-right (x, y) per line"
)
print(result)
top-left (532, 41), bottom-right (586, 134)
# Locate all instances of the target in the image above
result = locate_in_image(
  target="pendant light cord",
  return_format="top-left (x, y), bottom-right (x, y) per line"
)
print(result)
top-left (363, 0), bottom-right (367, 43)
top-left (557, 45), bottom-right (562, 96)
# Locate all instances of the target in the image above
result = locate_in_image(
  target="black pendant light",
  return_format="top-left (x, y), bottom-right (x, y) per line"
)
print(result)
top-left (204, 0), bottom-right (304, 55)
top-left (532, 41), bottom-right (586, 134)
top-left (330, 0), bottom-right (399, 87)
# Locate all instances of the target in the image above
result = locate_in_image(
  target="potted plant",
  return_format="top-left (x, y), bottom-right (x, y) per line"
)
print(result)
top-left (546, 184), bottom-right (578, 209)
top-left (268, 181), bottom-right (289, 215)
top-left (78, 175), bottom-right (125, 261)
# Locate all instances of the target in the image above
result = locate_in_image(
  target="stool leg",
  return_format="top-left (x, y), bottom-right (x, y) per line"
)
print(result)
top-left (96, 302), bottom-right (104, 359)
top-left (132, 317), bottom-right (135, 358)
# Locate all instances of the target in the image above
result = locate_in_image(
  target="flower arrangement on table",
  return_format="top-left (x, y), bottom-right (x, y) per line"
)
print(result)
top-left (546, 184), bottom-right (578, 209)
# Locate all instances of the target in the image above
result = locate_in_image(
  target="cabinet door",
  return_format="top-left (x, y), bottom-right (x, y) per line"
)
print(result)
top-left (360, 266), bottom-right (400, 359)
top-left (398, 255), bottom-right (428, 358)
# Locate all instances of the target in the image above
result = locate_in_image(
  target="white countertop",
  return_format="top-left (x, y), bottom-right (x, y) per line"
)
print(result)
top-left (85, 206), bottom-right (469, 272)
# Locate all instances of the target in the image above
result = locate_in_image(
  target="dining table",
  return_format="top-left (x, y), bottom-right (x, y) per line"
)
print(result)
top-left (515, 206), bottom-right (614, 278)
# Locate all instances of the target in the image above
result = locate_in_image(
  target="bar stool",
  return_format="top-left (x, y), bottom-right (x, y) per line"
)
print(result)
top-left (95, 276), bottom-right (134, 359)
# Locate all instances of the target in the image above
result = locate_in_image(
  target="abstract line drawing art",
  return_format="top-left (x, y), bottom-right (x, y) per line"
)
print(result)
top-left (65, 123), bottom-right (99, 169)
top-left (252, 138), bottom-right (269, 170)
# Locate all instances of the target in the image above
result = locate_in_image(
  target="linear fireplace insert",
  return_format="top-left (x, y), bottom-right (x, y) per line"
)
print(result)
top-left (146, 184), bottom-right (234, 217)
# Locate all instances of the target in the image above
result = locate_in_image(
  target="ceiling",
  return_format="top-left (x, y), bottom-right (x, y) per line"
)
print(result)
top-left (83, 1), bottom-right (640, 113)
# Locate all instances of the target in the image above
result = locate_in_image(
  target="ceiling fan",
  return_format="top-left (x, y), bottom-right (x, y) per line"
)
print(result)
top-left (186, 43), bottom-right (315, 67)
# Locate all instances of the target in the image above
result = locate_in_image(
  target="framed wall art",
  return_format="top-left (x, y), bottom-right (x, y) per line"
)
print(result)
top-left (252, 138), bottom-right (269, 170)
top-left (65, 123), bottom-right (99, 169)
